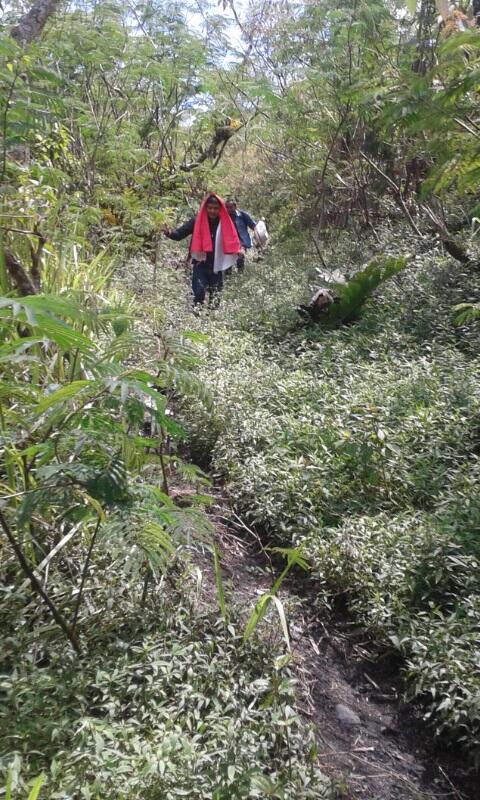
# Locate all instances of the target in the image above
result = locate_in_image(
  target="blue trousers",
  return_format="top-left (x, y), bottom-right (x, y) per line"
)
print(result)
top-left (192, 261), bottom-right (223, 305)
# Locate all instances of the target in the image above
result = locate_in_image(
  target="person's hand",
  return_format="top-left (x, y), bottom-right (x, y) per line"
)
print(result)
top-left (160, 224), bottom-right (172, 237)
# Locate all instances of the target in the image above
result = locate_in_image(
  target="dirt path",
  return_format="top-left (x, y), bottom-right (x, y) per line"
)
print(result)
top-left (200, 495), bottom-right (475, 800)
top-left (131, 260), bottom-right (475, 799)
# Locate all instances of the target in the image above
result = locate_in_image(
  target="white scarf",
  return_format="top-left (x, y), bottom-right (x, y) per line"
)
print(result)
top-left (191, 222), bottom-right (237, 273)
top-left (214, 224), bottom-right (237, 272)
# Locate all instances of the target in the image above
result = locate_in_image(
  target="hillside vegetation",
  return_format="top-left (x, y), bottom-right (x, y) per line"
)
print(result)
top-left (181, 227), bottom-right (480, 766)
top-left (1, 0), bottom-right (480, 797)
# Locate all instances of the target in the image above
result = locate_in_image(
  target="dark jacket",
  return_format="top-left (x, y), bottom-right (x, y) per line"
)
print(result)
top-left (167, 217), bottom-right (196, 241)
top-left (231, 209), bottom-right (256, 248)
top-left (167, 216), bottom-right (219, 268)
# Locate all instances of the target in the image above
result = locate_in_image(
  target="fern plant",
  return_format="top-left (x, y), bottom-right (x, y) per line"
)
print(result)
top-left (319, 255), bottom-right (407, 327)
top-left (452, 301), bottom-right (480, 326)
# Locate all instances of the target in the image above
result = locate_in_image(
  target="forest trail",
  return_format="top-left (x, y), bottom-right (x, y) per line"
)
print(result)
top-left (202, 495), bottom-right (473, 800)
top-left (3, 2), bottom-right (480, 796)
top-left (139, 248), bottom-right (477, 800)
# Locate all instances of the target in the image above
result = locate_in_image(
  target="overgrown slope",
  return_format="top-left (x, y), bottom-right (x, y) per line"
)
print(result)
top-left (181, 227), bottom-right (480, 768)
top-left (0, 254), bottom-right (333, 799)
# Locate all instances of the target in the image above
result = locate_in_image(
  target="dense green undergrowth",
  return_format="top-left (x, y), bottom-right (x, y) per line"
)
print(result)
top-left (180, 227), bottom-right (480, 767)
top-left (1, 585), bottom-right (331, 800)
top-left (0, 250), bottom-right (334, 799)
top-left (4, 0), bottom-right (480, 793)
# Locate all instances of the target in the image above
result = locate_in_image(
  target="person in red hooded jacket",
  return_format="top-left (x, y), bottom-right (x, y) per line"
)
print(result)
top-left (162, 193), bottom-right (241, 306)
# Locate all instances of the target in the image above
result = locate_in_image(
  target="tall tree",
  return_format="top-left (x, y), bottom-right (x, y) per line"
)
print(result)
top-left (10, 0), bottom-right (62, 47)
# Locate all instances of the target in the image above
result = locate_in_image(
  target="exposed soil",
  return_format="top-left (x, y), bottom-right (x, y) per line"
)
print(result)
top-left (194, 492), bottom-right (478, 800)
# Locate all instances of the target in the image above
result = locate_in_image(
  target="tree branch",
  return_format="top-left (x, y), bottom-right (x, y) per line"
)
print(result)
top-left (0, 509), bottom-right (81, 653)
top-left (71, 515), bottom-right (102, 635)
top-left (4, 248), bottom-right (36, 295)
top-left (360, 150), bottom-right (423, 237)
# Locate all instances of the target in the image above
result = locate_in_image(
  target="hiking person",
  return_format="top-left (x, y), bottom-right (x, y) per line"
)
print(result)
top-left (162, 194), bottom-right (241, 306)
top-left (225, 197), bottom-right (256, 273)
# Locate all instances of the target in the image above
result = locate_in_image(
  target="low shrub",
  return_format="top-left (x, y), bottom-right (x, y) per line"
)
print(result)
top-left (0, 582), bottom-right (332, 799)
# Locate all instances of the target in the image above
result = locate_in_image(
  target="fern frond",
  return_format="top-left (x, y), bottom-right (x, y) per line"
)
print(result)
top-left (320, 256), bottom-right (407, 327)
top-left (453, 302), bottom-right (480, 326)
top-left (160, 364), bottom-right (213, 410)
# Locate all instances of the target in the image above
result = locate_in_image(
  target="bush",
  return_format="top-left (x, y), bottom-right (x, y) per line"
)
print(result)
top-left (309, 505), bottom-right (480, 761)
top-left (0, 594), bottom-right (332, 799)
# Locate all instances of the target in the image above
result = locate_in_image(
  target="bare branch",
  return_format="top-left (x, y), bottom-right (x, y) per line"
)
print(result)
top-left (0, 510), bottom-right (81, 653)
top-left (360, 151), bottom-right (423, 238)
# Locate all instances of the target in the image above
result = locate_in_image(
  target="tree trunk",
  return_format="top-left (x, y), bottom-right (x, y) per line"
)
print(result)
top-left (11, 0), bottom-right (62, 48)
top-left (474, 0), bottom-right (480, 27)
top-left (4, 249), bottom-right (36, 295)
top-left (0, 510), bottom-right (81, 653)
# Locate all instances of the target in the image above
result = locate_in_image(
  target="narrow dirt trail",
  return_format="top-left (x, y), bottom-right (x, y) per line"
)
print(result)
top-left (130, 255), bottom-right (475, 800)
top-left (199, 494), bottom-right (475, 800)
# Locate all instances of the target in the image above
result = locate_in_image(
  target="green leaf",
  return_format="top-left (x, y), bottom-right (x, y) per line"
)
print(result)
top-left (5, 769), bottom-right (12, 800)
top-left (33, 314), bottom-right (94, 353)
top-left (84, 494), bottom-right (106, 521)
top-left (250, 772), bottom-right (277, 795)
top-left (27, 774), bottom-right (46, 800)
top-left (0, 337), bottom-right (45, 361)
top-left (28, 66), bottom-right (64, 86)
top-left (244, 593), bottom-right (273, 641)
top-left (36, 380), bottom-right (93, 413)
top-left (213, 545), bottom-right (227, 621)
top-left (271, 596), bottom-right (291, 652)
